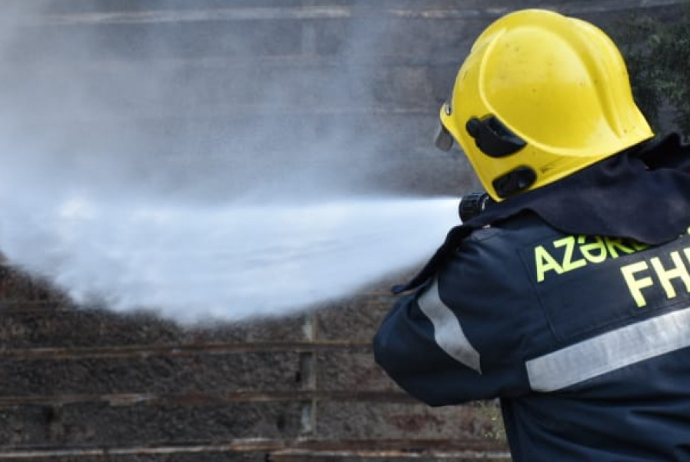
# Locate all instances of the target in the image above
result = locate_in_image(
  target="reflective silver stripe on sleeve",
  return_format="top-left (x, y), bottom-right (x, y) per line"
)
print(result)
top-left (417, 278), bottom-right (481, 373)
top-left (526, 306), bottom-right (690, 392)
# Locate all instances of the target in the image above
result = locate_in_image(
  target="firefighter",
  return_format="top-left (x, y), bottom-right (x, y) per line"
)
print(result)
top-left (374, 9), bottom-right (690, 462)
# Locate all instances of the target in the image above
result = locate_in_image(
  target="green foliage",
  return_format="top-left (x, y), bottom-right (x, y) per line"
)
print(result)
top-left (613, 4), bottom-right (690, 135)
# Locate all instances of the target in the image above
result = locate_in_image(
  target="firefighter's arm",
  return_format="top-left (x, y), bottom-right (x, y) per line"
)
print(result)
top-left (373, 281), bottom-right (527, 406)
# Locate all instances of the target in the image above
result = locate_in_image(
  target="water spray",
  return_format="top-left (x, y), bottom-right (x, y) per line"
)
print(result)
top-left (0, 3), bottom-right (470, 324)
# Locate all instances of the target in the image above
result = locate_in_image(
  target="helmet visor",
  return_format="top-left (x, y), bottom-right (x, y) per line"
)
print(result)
top-left (435, 123), bottom-right (454, 151)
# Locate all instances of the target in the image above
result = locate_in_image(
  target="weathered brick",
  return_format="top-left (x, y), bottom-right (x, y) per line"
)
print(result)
top-left (11, 62), bottom-right (445, 122)
top-left (56, 401), bottom-right (305, 446)
top-left (0, 268), bottom-right (63, 303)
top-left (0, 405), bottom-right (50, 447)
top-left (317, 351), bottom-right (394, 393)
top-left (315, 298), bottom-right (390, 343)
top-left (14, 18), bottom-right (305, 62)
top-left (316, 402), bottom-right (503, 441)
top-left (0, 455), bottom-right (266, 462)
top-left (7, 0), bottom-right (310, 14)
top-left (270, 453), bottom-right (510, 462)
top-left (0, 307), bottom-right (308, 349)
top-left (0, 351), bottom-right (302, 396)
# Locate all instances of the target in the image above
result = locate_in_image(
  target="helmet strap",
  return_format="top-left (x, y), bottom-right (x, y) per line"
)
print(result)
top-left (493, 166), bottom-right (537, 198)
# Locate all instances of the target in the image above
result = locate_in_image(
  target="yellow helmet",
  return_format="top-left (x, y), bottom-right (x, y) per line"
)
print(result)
top-left (436, 9), bottom-right (653, 201)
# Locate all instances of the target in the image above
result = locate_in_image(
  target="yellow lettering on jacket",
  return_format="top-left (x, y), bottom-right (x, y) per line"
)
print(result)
top-left (535, 245), bottom-right (563, 283)
top-left (535, 235), bottom-right (647, 283)
top-left (578, 236), bottom-right (607, 263)
top-left (620, 261), bottom-right (653, 308)
top-left (620, 247), bottom-right (690, 308)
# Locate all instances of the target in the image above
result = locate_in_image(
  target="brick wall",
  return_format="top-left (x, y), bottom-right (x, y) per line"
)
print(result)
top-left (0, 267), bottom-right (509, 461)
top-left (0, 1), bottom-right (685, 461)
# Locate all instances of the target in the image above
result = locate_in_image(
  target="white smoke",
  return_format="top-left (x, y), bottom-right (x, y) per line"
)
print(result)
top-left (0, 3), bottom-right (461, 324)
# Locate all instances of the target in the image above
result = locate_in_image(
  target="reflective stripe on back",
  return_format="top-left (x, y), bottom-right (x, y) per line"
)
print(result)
top-left (526, 306), bottom-right (690, 392)
top-left (418, 278), bottom-right (482, 373)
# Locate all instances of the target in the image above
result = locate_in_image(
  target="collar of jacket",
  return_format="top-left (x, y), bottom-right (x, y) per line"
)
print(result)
top-left (393, 133), bottom-right (690, 294)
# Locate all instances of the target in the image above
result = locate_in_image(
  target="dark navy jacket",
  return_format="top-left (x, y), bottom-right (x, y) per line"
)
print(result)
top-left (374, 209), bottom-right (690, 461)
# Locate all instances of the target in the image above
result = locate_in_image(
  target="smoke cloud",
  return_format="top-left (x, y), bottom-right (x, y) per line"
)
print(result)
top-left (0, 2), bottom-right (461, 324)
